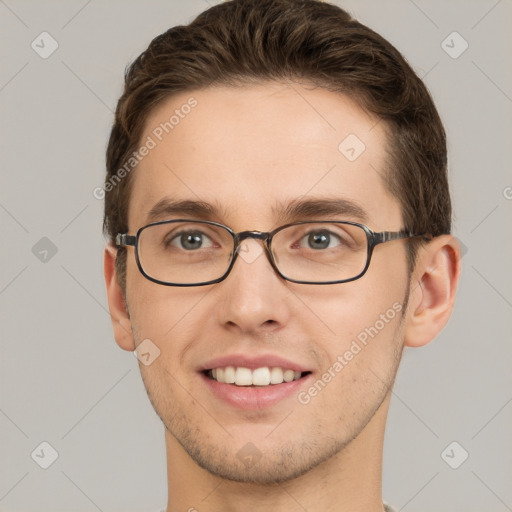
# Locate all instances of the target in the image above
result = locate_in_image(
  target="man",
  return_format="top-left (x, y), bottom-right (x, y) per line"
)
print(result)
top-left (103, 0), bottom-right (460, 510)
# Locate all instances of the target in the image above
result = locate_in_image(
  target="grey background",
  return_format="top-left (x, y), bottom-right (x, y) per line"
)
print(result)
top-left (1, 0), bottom-right (511, 511)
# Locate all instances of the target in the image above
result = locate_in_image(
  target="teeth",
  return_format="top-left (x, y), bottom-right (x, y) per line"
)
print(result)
top-left (252, 367), bottom-right (271, 386)
top-left (270, 367), bottom-right (283, 384)
top-left (209, 366), bottom-right (304, 386)
top-left (224, 365), bottom-right (235, 383)
top-left (234, 367), bottom-right (253, 386)
top-left (283, 369), bottom-right (295, 382)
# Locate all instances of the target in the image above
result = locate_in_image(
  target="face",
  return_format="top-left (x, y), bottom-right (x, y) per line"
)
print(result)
top-left (123, 82), bottom-right (409, 483)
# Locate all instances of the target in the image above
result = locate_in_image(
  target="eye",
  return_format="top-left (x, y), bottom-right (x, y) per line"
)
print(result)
top-left (299, 230), bottom-right (342, 250)
top-left (167, 230), bottom-right (215, 251)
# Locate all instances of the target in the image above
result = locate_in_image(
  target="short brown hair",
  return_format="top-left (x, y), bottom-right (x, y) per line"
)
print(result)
top-left (104, 0), bottom-right (451, 289)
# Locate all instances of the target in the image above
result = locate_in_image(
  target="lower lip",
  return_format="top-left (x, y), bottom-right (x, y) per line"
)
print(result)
top-left (200, 372), bottom-right (312, 409)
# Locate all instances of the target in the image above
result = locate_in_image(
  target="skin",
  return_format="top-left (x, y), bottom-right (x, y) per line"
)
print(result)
top-left (104, 81), bottom-right (461, 512)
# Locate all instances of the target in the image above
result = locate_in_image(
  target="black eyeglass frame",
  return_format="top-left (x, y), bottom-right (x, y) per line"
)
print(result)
top-left (116, 219), bottom-right (431, 287)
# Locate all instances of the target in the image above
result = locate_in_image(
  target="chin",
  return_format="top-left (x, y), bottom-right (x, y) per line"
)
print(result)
top-left (191, 450), bottom-right (321, 485)
top-left (170, 424), bottom-right (349, 485)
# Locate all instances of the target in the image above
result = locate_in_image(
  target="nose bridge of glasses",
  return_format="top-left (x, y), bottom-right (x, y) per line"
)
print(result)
top-left (235, 230), bottom-right (272, 252)
top-left (235, 231), bottom-right (270, 248)
top-left (235, 230), bottom-right (270, 243)
top-left (232, 231), bottom-right (273, 265)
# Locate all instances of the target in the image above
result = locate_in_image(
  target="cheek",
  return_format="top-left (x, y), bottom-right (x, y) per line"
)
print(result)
top-left (298, 272), bottom-right (407, 343)
top-left (301, 290), bottom-right (405, 414)
top-left (126, 257), bottom-right (186, 337)
top-left (295, 252), bottom-right (408, 382)
top-left (125, 262), bottom-right (212, 368)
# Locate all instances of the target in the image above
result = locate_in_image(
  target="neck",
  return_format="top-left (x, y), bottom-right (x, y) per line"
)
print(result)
top-left (164, 393), bottom-right (390, 512)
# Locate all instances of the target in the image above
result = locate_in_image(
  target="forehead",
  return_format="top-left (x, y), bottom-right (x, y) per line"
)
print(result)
top-left (128, 82), bottom-right (401, 230)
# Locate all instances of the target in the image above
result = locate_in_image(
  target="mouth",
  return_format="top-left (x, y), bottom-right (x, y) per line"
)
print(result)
top-left (198, 354), bottom-right (314, 409)
top-left (204, 366), bottom-right (312, 386)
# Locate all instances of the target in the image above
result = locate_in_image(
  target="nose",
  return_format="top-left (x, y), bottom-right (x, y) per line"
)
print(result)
top-left (214, 237), bottom-right (291, 334)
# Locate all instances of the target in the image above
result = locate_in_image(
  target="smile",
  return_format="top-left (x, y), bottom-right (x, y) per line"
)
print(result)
top-left (205, 366), bottom-right (310, 386)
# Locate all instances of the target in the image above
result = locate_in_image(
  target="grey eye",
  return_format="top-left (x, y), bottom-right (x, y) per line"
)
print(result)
top-left (300, 230), bottom-right (342, 250)
top-left (168, 230), bottom-right (214, 250)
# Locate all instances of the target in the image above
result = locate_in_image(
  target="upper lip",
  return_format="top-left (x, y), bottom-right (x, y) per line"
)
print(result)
top-left (199, 353), bottom-right (312, 373)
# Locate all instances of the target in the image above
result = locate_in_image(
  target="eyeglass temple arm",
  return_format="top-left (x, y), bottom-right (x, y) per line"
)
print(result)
top-left (374, 231), bottom-right (432, 245)
top-left (115, 234), bottom-right (136, 247)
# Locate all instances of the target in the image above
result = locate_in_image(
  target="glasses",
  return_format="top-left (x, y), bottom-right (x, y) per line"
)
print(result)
top-left (116, 219), bottom-right (430, 286)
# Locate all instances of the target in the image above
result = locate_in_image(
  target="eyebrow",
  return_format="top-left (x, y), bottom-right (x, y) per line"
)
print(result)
top-left (145, 197), bottom-right (368, 225)
top-left (146, 198), bottom-right (228, 223)
top-left (278, 197), bottom-right (368, 224)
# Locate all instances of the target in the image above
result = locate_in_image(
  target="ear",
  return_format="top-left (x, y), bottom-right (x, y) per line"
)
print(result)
top-left (404, 235), bottom-right (461, 348)
top-left (104, 243), bottom-right (135, 351)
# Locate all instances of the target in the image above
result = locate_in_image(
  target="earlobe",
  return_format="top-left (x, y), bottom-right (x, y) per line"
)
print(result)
top-left (104, 244), bottom-right (135, 351)
top-left (404, 235), bottom-right (461, 348)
